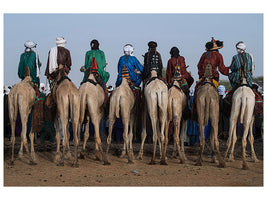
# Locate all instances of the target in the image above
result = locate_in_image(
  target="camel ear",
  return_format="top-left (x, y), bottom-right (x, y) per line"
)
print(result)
top-left (25, 66), bottom-right (30, 77)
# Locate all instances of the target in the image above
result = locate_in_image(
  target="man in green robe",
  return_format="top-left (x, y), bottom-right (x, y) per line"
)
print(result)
top-left (82, 39), bottom-right (110, 83)
top-left (18, 41), bottom-right (41, 86)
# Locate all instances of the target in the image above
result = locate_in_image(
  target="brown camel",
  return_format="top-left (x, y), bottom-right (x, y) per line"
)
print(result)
top-left (8, 67), bottom-right (36, 165)
top-left (224, 77), bottom-right (258, 169)
top-left (53, 66), bottom-right (80, 167)
top-left (138, 70), bottom-right (168, 165)
top-left (79, 66), bottom-right (109, 165)
top-left (162, 80), bottom-right (187, 164)
top-left (195, 78), bottom-right (226, 168)
top-left (106, 77), bottom-right (135, 164)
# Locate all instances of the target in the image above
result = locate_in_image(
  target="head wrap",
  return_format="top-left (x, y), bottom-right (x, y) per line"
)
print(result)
top-left (217, 85), bottom-right (226, 98)
top-left (39, 83), bottom-right (45, 93)
top-left (4, 85), bottom-right (10, 95)
top-left (56, 37), bottom-right (66, 47)
top-left (123, 44), bottom-right (134, 56)
top-left (148, 41), bottom-right (157, 49)
top-left (170, 47), bottom-right (180, 58)
top-left (90, 39), bottom-right (99, 50)
top-left (24, 41), bottom-right (37, 51)
top-left (236, 41), bottom-right (246, 53)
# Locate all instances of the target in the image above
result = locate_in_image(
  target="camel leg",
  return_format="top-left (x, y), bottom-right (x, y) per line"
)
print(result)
top-left (54, 118), bottom-right (63, 165)
top-left (20, 115), bottom-right (31, 163)
top-left (128, 113), bottom-right (135, 162)
top-left (138, 109), bottom-right (147, 160)
top-left (180, 120), bottom-right (188, 161)
top-left (157, 122), bottom-right (162, 159)
top-left (121, 116), bottom-right (132, 164)
top-left (65, 124), bottom-right (72, 160)
top-left (150, 116), bottom-right (158, 165)
top-left (211, 120), bottom-right (226, 168)
top-left (93, 116), bottom-right (109, 165)
top-left (173, 116), bottom-right (184, 164)
top-left (161, 119), bottom-right (170, 165)
top-left (72, 121), bottom-right (79, 168)
top-left (106, 116), bottom-right (115, 155)
top-left (80, 117), bottom-right (90, 159)
top-left (242, 123), bottom-right (250, 170)
top-left (120, 142), bottom-right (127, 158)
top-left (60, 121), bottom-right (69, 166)
top-left (29, 130), bottom-right (37, 164)
top-left (196, 124), bottom-right (205, 166)
top-left (248, 116), bottom-right (259, 163)
top-left (210, 128), bottom-right (217, 163)
top-left (10, 120), bottom-right (16, 165)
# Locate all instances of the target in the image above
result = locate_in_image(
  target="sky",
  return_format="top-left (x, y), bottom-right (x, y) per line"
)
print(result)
top-left (3, 13), bottom-right (263, 88)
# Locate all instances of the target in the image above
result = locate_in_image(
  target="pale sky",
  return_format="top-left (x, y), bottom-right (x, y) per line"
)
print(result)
top-left (3, 13), bottom-right (263, 88)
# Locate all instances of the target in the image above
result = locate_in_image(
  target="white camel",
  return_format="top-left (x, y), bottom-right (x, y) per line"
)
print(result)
top-left (162, 80), bottom-right (188, 164)
top-left (8, 67), bottom-right (37, 165)
top-left (79, 66), bottom-right (109, 165)
top-left (224, 77), bottom-right (259, 169)
top-left (106, 75), bottom-right (135, 164)
top-left (138, 70), bottom-right (168, 164)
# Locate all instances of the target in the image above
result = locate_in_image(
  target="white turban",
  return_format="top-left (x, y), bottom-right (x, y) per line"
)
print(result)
top-left (123, 44), bottom-right (134, 56)
top-left (218, 85), bottom-right (226, 98)
top-left (56, 37), bottom-right (66, 47)
top-left (39, 83), bottom-right (45, 93)
top-left (24, 40), bottom-right (37, 49)
top-left (236, 41), bottom-right (246, 53)
top-left (4, 86), bottom-right (10, 95)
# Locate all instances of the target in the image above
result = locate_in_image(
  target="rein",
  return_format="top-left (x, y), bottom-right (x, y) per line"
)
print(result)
top-left (80, 78), bottom-right (98, 86)
top-left (57, 76), bottom-right (72, 86)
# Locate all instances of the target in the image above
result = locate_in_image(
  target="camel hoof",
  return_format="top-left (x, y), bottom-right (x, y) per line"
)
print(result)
top-left (10, 161), bottom-right (14, 166)
top-left (56, 162), bottom-right (64, 166)
top-left (29, 160), bottom-right (37, 165)
top-left (95, 151), bottom-right (102, 161)
top-left (80, 151), bottom-right (86, 159)
top-left (253, 158), bottom-right (260, 163)
top-left (195, 162), bottom-right (202, 166)
top-left (103, 161), bottom-right (111, 165)
top-left (72, 162), bottom-right (79, 168)
top-left (180, 159), bottom-right (185, 164)
top-left (242, 163), bottom-right (249, 170)
top-left (160, 160), bottom-right (168, 165)
top-left (149, 160), bottom-right (156, 165)
top-left (128, 160), bottom-right (134, 164)
top-left (120, 151), bottom-right (126, 158)
top-left (219, 161), bottom-right (226, 168)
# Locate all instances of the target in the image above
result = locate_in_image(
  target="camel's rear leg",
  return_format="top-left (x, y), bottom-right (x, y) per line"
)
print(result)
top-left (80, 116), bottom-right (90, 159)
top-left (248, 116), bottom-right (259, 162)
top-left (138, 108), bottom-right (147, 160)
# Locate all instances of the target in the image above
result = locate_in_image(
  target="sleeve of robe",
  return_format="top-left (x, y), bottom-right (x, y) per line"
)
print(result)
top-left (217, 53), bottom-right (229, 76)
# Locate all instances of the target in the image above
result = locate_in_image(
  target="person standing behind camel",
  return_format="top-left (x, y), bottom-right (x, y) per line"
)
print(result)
top-left (45, 37), bottom-right (72, 82)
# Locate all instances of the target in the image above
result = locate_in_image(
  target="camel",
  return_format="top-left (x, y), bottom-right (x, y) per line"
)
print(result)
top-left (79, 66), bottom-right (109, 165)
top-left (106, 76), bottom-right (135, 163)
top-left (138, 70), bottom-right (168, 164)
top-left (8, 67), bottom-right (37, 165)
top-left (195, 78), bottom-right (226, 168)
top-left (224, 77), bottom-right (258, 170)
top-left (162, 80), bottom-right (188, 164)
top-left (52, 66), bottom-right (80, 167)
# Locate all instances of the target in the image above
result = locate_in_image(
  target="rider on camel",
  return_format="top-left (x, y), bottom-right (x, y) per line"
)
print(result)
top-left (166, 46), bottom-right (194, 95)
top-left (115, 44), bottom-right (144, 117)
top-left (18, 40), bottom-right (41, 96)
top-left (142, 41), bottom-right (163, 83)
top-left (115, 44), bottom-right (143, 87)
top-left (192, 37), bottom-right (230, 119)
top-left (45, 37), bottom-right (72, 82)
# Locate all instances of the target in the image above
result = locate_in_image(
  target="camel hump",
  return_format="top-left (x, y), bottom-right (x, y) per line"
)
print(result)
top-left (25, 66), bottom-right (30, 77)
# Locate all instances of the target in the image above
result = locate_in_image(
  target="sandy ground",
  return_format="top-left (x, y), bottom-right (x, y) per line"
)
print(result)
top-left (3, 135), bottom-right (263, 187)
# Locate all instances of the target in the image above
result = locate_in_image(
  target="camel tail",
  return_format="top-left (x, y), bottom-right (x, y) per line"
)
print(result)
top-left (8, 92), bottom-right (18, 123)
top-left (25, 66), bottom-right (30, 77)
top-left (204, 96), bottom-right (210, 126)
top-left (115, 96), bottom-right (121, 119)
top-left (239, 96), bottom-right (246, 124)
top-left (79, 94), bottom-right (86, 123)
top-left (168, 97), bottom-right (173, 120)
